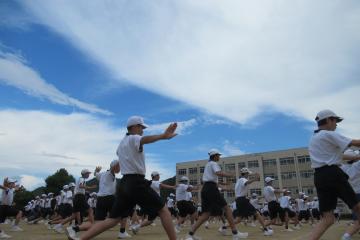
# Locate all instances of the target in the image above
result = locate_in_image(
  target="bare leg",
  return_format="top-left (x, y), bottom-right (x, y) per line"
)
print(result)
top-left (80, 218), bottom-right (120, 240)
top-left (158, 206), bottom-right (176, 240)
top-left (308, 211), bottom-right (335, 240)
top-left (190, 212), bottom-right (210, 233)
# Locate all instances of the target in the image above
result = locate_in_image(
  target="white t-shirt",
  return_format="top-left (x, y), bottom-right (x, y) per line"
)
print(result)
top-left (296, 199), bottom-right (308, 211)
top-left (309, 130), bottom-right (352, 168)
top-left (151, 181), bottom-right (161, 196)
top-left (235, 177), bottom-right (249, 197)
top-left (186, 191), bottom-right (192, 201)
top-left (250, 198), bottom-right (261, 210)
top-left (231, 201), bottom-right (237, 210)
top-left (96, 171), bottom-right (116, 196)
top-left (167, 198), bottom-right (174, 208)
top-left (312, 200), bottom-right (319, 210)
top-left (202, 161), bottom-right (221, 183)
top-left (40, 199), bottom-right (46, 208)
top-left (341, 161), bottom-right (360, 193)
top-left (176, 183), bottom-right (189, 201)
top-left (63, 190), bottom-right (73, 205)
top-left (75, 177), bottom-right (86, 195)
top-left (1, 188), bottom-right (14, 206)
top-left (263, 185), bottom-right (277, 202)
top-left (45, 198), bottom-right (52, 208)
top-left (116, 134), bottom-right (146, 175)
top-left (279, 196), bottom-right (291, 208)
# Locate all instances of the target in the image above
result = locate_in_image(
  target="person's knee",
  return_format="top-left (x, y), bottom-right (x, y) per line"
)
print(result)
top-left (323, 214), bottom-right (335, 226)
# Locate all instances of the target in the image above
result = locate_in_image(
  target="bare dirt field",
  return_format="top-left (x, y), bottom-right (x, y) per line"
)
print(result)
top-left (0, 220), bottom-right (358, 240)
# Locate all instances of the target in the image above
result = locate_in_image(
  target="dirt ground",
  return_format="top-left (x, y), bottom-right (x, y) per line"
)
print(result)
top-left (0, 220), bottom-right (358, 240)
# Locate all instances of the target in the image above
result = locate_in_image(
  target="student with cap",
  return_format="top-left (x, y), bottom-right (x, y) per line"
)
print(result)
top-left (234, 168), bottom-right (272, 236)
top-left (279, 190), bottom-right (300, 231)
top-left (53, 184), bottom-right (74, 232)
top-left (309, 109), bottom-right (360, 240)
top-left (72, 116), bottom-right (178, 240)
top-left (130, 170), bottom-right (176, 234)
top-left (340, 149), bottom-right (360, 240)
top-left (167, 194), bottom-right (177, 218)
top-left (263, 177), bottom-right (286, 227)
top-left (185, 149), bottom-right (248, 240)
top-left (0, 178), bottom-right (23, 231)
top-left (175, 176), bottom-right (197, 233)
top-left (66, 160), bottom-right (131, 239)
top-left (310, 197), bottom-right (320, 221)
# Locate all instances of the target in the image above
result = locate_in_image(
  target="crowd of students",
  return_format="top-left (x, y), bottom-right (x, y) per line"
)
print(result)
top-left (1, 111), bottom-right (360, 240)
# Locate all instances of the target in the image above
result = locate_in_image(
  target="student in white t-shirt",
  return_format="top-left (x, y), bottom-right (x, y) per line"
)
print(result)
top-left (279, 191), bottom-right (300, 231)
top-left (263, 177), bottom-right (286, 227)
top-left (186, 149), bottom-right (248, 240)
top-left (75, 116), bottom-right (178, 240)
top-left (234, 168), bottom-right (272, 236)
top-left (131, 171), bottom-right (176, 234)
top-left (308, 110), bottom-right (360, 240)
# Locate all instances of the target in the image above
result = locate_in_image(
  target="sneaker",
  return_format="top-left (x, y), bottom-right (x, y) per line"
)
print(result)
top-left (10, 225), bottom-right (23, 232)
top-left (0, 231), bottom-right (11, 239)
top-left (118, 231), bottom-right (132, 239)
top-left (185, 234), bottom-right (202, 240)
top-left (342, 235), bottom-right (352, 240)
top-left (38, 220), bottom-right (44, 224)
top-left (66, 226), bottom-right (76, 239)
top-left (175, 224), bottom-right (181, 233)
top-left (130, 224), bottom-right (140, 235)
top-left (54, 224), bottom-right (64, 233)
top-left (264, 229), bottom-right (273, 236)
top-left (204, 221), bottom-right (209, 229)
top-left (285, 228), bottom-right (293, 232)
top-left (218, 227), bottom-right (228, 236)
top-left (293, 225), bottom-right (301, 230)
top-left (232, 231), bottom-right (248, 239)
top-left (250, 222), bottom-right (257, 227)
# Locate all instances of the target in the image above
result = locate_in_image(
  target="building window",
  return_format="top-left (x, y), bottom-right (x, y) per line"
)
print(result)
top-left (189, 167), bottom-right (198, 175)
top-left (189, 179), bottom-right (198, 185)
top-left (287, 187), bottom-right (299, 194)
top-left (225, 163), bottom-right (235, 172)
top-left (279, 157), bottom-right (294, 165)
top-left (300, 170), bottom-right (314, 178)
top-left (238, 162), bottom-right (246, 170)
top-left (248, 160), bottom-right (259, 168)
top-left (178, 169), bottom-right (186, 175)
top-left (263, 159), bottom-right (277, 167)
top-left (250, 188), bottom-right (262, 196)
top-left (227, 191), bottom-right (235, 198)
top-left (303, 186), bottom-right (314, 195)
top-left (298, 155), bottom-right (311, 164)
top-left (281, 171), bottom-right (297, 180)
top-left (218, 176), bottom-right (224, 184)
top-left (264, 173), bottom-right (278, 180)
top-left (227, 177), bottom-right (236, 183)
top-left (200, 166), bottom-right (205, 173)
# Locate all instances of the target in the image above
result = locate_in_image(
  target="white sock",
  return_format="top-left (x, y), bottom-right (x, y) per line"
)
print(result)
top-left (343, 233), bottom-right (351, 238)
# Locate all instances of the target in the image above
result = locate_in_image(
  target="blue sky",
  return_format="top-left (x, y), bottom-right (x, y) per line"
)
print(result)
top-left (0, 1), bottom-right (359, 190)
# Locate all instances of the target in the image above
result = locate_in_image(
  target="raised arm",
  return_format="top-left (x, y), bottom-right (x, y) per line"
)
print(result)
top-left (350, 140), bottom-right (360, 147)
top-left (140, 123), bottom-right (177, 145)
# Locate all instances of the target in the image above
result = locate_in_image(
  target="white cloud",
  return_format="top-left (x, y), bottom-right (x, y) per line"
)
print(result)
top-left (0, 109), bottom-right (193, 181)
top-left (0, 48), bottom-right (112, 116)
top-left (18, 175), bottom-right (44, 191)
top-left (18, 1), bottom-right (360, 137)
top-left (221, 140), bottom-right (245, 157)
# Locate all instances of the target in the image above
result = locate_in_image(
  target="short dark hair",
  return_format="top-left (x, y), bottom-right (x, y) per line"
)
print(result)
top-left (317, 117), bottom-right (338, 127)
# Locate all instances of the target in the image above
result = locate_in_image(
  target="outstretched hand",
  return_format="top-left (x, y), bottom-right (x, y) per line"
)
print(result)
top-left (162, 123), bottom-right (178, 139)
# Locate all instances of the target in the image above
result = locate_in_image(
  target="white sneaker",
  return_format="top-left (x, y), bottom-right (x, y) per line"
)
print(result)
top-left (54, 224), bottom-right (64, 233)
top-left (130, 224), bottom-right (140, 235)
top-left (66, 226), bottom-right (76, 238)
top-left (10, 225), bottom-right (23, 232)
top-left (232, 231), bottom-right (248, 239)
top-left (204, 221), bottom-right (209, 229)
top-left (218, 227), bottom-right (228, 236)
top-left (264, 229), bottom-right (273, 236)
top-left (175, 224), bottom-right (181, 233)
top-left (118, 231), bottom-right (132, 239)
top-left (285, 228), bottom-right (293, 232)
top-left (38, 220), bottom-right (44, 224)
top-left (250, 222), bottom-right (257, 227)
top-left (293, 225), bottom-right (301, 230)
top-left (0, 231), bottom-right (11, 239)
top-left (185, 234), bottom-right (202, 240)
top-left (342, 235), bottom-right (352, 240)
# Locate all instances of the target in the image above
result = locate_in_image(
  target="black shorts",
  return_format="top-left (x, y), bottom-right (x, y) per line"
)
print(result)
top-left (235, 197), bottom-right (256, 218)
top-left (314, 165), bottom-right (359, 213)
top-left (268, 201), bottom-right (285, 221)
top-left (201, 182), bottom-right (227, 216)
top-left (60, 203), bottom-right (73, 218)
top-left (109, 175), bottom-right (164, 219)
top-left (73, 194), bottom-right (89, 213)
top-left (283, 208), bottom-right (296, 218)
top-left (168, 207), bottom-right (177, 217)
top-left (0, 205), bottom-right (20, 223)
top-left (177, 200), bottom-right (196, 218)
top-left (95, 195), bottom-right (115, 220)
top-left (312, 209), bottom-right (320, 220)
top-left (298, 210), bottom-right (310, 221)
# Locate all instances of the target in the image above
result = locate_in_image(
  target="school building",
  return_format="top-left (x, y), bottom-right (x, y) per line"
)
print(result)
top-left (176, 147), bottom-right (350, 214)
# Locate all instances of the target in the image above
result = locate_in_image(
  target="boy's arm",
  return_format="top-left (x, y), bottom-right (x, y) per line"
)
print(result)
top-left (160, 183), bottom-right (176, 190)
top-left (140, 123), bottom-right (177, 145)
top-left (350, 140), bottom-right (360, 147)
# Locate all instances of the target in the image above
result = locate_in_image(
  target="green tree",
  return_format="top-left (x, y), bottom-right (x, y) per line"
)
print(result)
top-left (13, 188), bottom-right (34, 210)
top-left (45, 168), bottom-right (75, 194)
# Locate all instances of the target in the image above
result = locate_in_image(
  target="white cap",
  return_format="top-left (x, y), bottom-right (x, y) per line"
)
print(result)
top-left (208, 148), bottom-right (222, 157)
top-left (63, 185), bottom-right (69, 190)
top-left (35, 195), bottom-right (40, 199)
top-left (127, 116), bottom-right (149, 128)
top-left (151, 171), bottom-right (160, 177)
top-left (180, 176), bottom-right (189, 182)
top-left (251, 193), bottom-right (258, 197)
top-left (315, 109), bottom-right (343, 122)
top-left (110, 159), bottom-right (120, 168)
top-left (41, 194), bottom-right (47, 197)
top-left (81, 169), bottom-right (91, 175)
top-left (314, 196), bottom-right (318, 200)
top-left (240, 168), bottom-right (252, 174)
top-left (69, 182), bottom-right (76, 187)
top-left (170, 193), bottom-right (175, 197)
top-left (48, 192), bottom-right (53, 196)
top-left (90, 192), bottom-right (97, 197)
top-left (265, 177), bottom-right (274, 183)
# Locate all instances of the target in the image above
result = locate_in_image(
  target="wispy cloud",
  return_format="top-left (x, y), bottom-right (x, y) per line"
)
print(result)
top-left (221, 140), bottom-right (245, 157)
top-left (17, 1), bottom-right (360, 136)
top-left (0, 47), bottom-right (112, 116)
